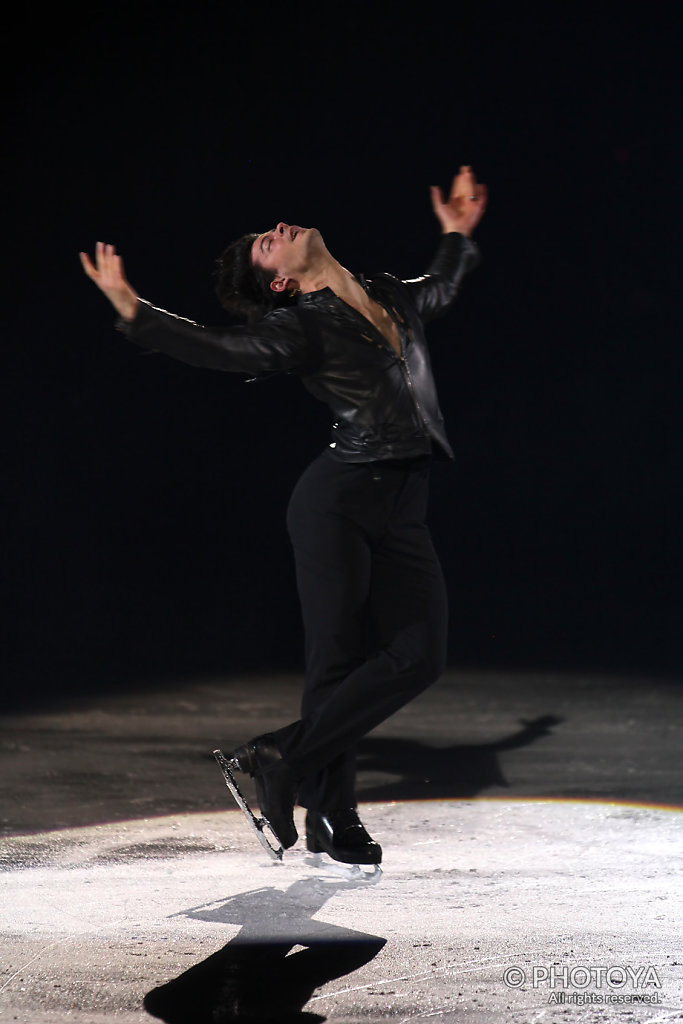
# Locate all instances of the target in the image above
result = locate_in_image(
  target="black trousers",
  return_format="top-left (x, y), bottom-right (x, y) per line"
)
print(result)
top-left (274, 449), bottom-right (448, 811)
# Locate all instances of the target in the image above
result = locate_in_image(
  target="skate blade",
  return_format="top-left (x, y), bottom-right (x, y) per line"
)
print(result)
top-left (213, 748), bottom-right (283, 862)
top-left (305, 852), bottom-right (382, 883)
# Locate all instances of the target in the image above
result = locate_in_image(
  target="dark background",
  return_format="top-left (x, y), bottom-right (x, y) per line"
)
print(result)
top-left (5, 3), bottom-right (681, 705)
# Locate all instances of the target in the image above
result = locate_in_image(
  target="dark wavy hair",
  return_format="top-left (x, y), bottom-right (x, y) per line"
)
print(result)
top-left (214, 233), bottom-right (297, 324)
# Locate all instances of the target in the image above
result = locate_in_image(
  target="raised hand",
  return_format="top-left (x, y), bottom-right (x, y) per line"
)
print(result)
top-left (79, 242), bottom-right (139, 321)
top-left (430, 166), bottom-right (488, 237)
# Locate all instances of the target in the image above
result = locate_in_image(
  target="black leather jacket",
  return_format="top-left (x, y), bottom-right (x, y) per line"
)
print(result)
top-left (118, 231), bottom-right (480, 462)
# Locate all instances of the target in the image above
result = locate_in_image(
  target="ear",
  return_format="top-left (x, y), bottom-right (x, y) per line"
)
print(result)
top-left (270, 276), bottom-right (297, 294)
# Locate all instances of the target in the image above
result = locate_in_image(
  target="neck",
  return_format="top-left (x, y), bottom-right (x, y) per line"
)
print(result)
top-left (298, 254), bottom-right (364, 302)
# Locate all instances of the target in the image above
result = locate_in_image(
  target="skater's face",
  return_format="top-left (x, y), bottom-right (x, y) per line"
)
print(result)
top-left (251, 222), bottom-right (324, 293)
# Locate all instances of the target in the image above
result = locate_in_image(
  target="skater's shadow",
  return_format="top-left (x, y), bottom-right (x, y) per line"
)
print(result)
top-left (357, 714), bottom-right (563, 802)
top-left (143, 875), bottom-right (386, 1023)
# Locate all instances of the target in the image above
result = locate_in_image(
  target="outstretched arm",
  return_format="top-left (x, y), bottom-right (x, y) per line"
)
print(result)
top-left (80, 242), bottom-right (139, 321)
top-left (400, 167), bottom-right (487, 323)
top-left (79, 241), bottom-right (310, 375)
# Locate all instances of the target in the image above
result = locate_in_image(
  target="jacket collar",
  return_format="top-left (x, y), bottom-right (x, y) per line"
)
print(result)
top-left (297, 273), bottom-right (370, 306)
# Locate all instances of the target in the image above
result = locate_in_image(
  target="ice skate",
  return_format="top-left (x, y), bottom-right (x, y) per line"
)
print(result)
top-left (305, 808), bottom-right (382, 881)
top-left (213, 748), bottom-right (284, 861)
top-left (305, 851), bottom-right (383, 883)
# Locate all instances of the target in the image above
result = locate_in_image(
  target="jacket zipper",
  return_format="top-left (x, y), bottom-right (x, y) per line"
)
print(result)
top-left (338, 288), bottom-right (431, 441)
top-left (373, 301), bottom-right (430, 439)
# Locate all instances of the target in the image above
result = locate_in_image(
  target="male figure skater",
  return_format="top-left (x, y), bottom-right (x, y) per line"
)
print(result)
top-left (80, 166), bottom-right (487, 865)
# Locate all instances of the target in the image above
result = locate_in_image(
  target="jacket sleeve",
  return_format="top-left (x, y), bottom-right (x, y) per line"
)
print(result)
top-left (115, 299), bottom-right (311, 376)
top-left (401, 232), bottom-right (481, 323)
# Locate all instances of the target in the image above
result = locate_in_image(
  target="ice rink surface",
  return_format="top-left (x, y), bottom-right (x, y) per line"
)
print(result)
top-left (2, 671), bottom-right (682, 1022)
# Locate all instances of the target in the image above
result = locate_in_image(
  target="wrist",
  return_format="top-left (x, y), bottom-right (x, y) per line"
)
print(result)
top-left (442, 226), bottom-right (471, 238)
top-left (112, 290), bottom-right (139, 321)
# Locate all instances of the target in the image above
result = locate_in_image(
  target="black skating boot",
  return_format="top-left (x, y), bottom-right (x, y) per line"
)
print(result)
top-left (306, 807), bottom-right (382, 864)
top-left (230, 733), bottom-right (298, 849)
